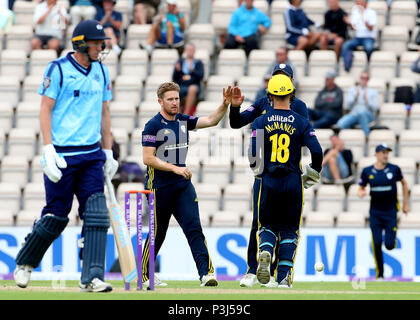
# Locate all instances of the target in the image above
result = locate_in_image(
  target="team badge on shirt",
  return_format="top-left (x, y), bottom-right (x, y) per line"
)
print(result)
top-left (43, 77), bottom-right (51, 90)
top-left (387, 172), bottom-right (393, 180)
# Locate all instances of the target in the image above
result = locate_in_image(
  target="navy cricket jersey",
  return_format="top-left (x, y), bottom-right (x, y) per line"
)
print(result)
top-left (359, 163), bottom-right (404, 212)
top-left (250, 108), bottom-right (323, 177)
top-left (142, 112), bottom-right (199, 189)
top-left (229, 95), bottom-right (309, 128)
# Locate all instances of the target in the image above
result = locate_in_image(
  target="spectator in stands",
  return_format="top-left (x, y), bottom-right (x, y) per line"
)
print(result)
top-left (133, 0), bottom-right (161, 24)
top-left (284, 0), bottom-right (322, 51)
top-left (320, 0), bottom-right (350, 60)
top-left (308, 70), bottom-right (343, 129)
top-left (224, 0), bottom-right (271, 56)
top-left (172, 43), bottom-right (204, 115)
top-left (32, 0), bottom-right (69, 53)
top-left (341, 0), bottom-right (377, 72)
top-left (322, 134), bottom-right (354, 184)
top-left (254, 74), bottom-right (270, 102)
top-left (411, 49), bottom-right (420, 103)
top-left (0, 0), bottom-right (14, 33)
top-left (141, 0), bottom-right (186, 55)
top-left (95, 0), bottom-right (122, 55)
top-left (69, 0), bottom-right (97, 25)
top-left (336, 71), bottom-right (378, 136)
top-left (266, 47), bottom-right (299, 86)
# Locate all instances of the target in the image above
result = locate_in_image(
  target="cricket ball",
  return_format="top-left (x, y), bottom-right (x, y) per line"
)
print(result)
top-left (314, 262), bottom-right (324, 272)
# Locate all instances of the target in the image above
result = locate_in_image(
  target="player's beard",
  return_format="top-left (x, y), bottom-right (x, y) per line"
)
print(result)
top-left (163, 103), bottom-right (179, 116)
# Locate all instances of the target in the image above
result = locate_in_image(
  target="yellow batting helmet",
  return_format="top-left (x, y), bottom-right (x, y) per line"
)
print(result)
top-left (267, 74), bottom-right (294, 96)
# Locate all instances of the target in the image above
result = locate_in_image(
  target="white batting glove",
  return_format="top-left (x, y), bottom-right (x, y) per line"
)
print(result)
top-left (103, 149), bottom-right (119, 179)
top-left (302, 164), bottom-right (320, 189)
top-left (40, 144), bottom-right (67, 183)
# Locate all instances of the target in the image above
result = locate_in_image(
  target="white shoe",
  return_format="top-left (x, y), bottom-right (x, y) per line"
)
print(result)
top-left (261, 276), bottom-right (278, 288)
top-left (143, 275), bottom-right (168, 289)
top-left (14, 265), bottom-right (33, 288)
top-left (200, 273), bottom-right (218, 287)
top-left (79, 278), bottom-right (112, 292)
top-left (239, 273), bottom-right (258, 288)
top-left (256, 251), bottom-right (271, 285)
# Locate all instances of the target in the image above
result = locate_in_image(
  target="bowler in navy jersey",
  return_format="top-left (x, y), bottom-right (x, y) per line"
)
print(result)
top-left (141, 82), bottom-right (233, 287)
top-left (358, 144), bottom-right (409, 280)
top-left (249, 75), bottom-right (323, 287)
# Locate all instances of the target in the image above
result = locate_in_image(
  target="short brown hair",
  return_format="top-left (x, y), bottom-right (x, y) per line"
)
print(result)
top-left (157, 82), bottom-right (180, 99)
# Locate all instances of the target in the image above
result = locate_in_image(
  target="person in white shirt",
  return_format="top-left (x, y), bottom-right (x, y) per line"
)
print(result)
top-left (336, 71), bottom-right (378, 136)
top-left (340, 0), bottom-right (377, 72)
top-left (32, 0), bottom-right (69, 52)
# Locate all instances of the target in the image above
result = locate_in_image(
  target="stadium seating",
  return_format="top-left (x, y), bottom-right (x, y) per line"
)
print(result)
top-left (217, 49), bottom-right (246, 79)
top-left (247, 49), bottom-right (275, 78)
top-left (195, 183), bottom-right (222, 213)
top-left (316, 185), bottom-right (346, 214)
top-left (211, 210), bottom-right (242, 227)
top-left (0, 49), bottom-right (27, 81)
top-left (305, 211), bottom-right (335, 228)
top-left (3, 0), bottom-right (420, 230)
top-left (1, 155), bottom-right (29, 187)
top-left (120, 49), bottom-right (149, 80)
top-left (223, 183), bottom-right (252, 212)
top-left (335, 211), bottom-right (366, 228)
top-left (389, 0), bottom-right (418, 29)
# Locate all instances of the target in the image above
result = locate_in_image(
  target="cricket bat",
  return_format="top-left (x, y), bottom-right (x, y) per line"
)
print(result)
top-left (105, 175), bottom-right (138, 285)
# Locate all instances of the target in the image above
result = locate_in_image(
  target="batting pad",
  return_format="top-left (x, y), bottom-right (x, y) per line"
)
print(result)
top-left (80, 193), bottom-right (110, 284)
top-left (16, 214), bottom-right (69, 268)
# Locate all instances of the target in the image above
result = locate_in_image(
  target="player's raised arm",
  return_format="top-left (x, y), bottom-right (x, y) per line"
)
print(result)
top-left (195, 86), bottom-right (233, 129)
top-left (229, 87), bottom-right (260, 129)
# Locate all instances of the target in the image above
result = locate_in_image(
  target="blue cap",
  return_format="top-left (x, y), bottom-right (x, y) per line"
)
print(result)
top-left (375, 143), bottom-right (392, 153)
top-left (272, 63), bottom-right (294, 78)
top-left (72, 20), bottom-right (110, 42)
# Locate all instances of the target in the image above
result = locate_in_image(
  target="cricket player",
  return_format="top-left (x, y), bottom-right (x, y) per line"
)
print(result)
top-left (249, 74), bottom-right (323, 288)
top-left (141, 82), bottom-right (233, 287)
top-left (229, 63), bottom-right (310, 288)
top-left (358, 144), bottom-right (409, 280)
top-left (14, 20), bottom-right (119, 292)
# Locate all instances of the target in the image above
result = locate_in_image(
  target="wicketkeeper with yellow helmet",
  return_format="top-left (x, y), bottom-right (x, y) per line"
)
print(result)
top-left (248, 74), bottom-right (323, 288)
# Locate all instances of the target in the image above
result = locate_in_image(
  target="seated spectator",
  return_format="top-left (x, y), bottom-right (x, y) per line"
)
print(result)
top-left (142, 0), bottom-right (185, 55)
top-left (133, 0), bottom-right (161, 24)
top-left (320, 0), bottom-right (350, 60)
top-left (32, 0), bottom-right (69, 53)
top-left (411, 48), bottom-right (420, 103)
top-left (341, 0), bottom-right (377, 72)
top-left (69, 0), bottom-right (97, 25)
top-left (336, 71), bottom-right (378, 136)
top-left (322, 134), bottom-right (354, 184)
top-left (284, 0), bottom-right (322, 51)
top-left (224, 0), bottom-right (271, 56)
top-left (172, 43), bottom-right (204, 115)
top-left (95, 0), bottom-right (122, 55)
top-left (266, 47), bottom-right (299, 86)
top-left (254, 73), bottom-right (271, 102)
top-left (309, 70), bottom-right (343, 129)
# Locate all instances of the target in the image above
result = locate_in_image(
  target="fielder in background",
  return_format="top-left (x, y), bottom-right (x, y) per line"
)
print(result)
top-left (249, 74), bottom-right (323, 288)
top-left (141, 82), bottom-right (233, 287)
top-left (14, 20), bottom-right (119, 293)
top-left (358, 144), bottom-right (409, 280)
top-left (229, 63), bottom-right (309, 288)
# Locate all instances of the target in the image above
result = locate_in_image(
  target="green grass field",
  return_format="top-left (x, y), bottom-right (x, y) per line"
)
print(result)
top-left (1, 280), bottom-right (420, 300)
